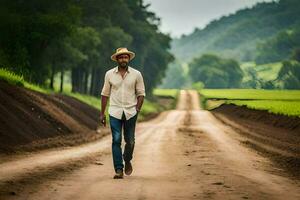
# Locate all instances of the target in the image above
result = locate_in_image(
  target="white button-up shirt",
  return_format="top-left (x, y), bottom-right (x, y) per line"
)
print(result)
top-left (101, 66), bottom-right (146, 120)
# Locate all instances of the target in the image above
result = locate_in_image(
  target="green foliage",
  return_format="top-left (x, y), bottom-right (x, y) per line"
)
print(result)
top-left (141, 32), bottom-right (174, 96)
top-left (240, 62), bottom-right (282, 89)
top-left (0, 0), bottom-right (81, 83)
top-left (189, 54), bottom-right (243, 88)
top-left (192, 82), bottom-right (205, 90)
top-left (153, 89), bottom-right (179, 99)
top-left (0, 68), bottom-right (54, 94)
top-left (24, 82), bottom-right (52, 94)
top-left (240, 60), bottom-right (300, 90)
top-left (277, 60), bottom-right (300, 89)
top-left (159, 60), bottom-right (187, 89)
top-left (0, 68), bottom-right (24, 86)
top-left (255, 27), bottom-right (300, 64)
top-left (292, 48), bottom-right (300, 62)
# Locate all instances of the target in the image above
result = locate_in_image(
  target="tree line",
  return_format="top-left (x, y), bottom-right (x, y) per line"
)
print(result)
top-left (184, 50), bottom-right (300, 89)
top-left (0, 0), bottom-right (174, 96)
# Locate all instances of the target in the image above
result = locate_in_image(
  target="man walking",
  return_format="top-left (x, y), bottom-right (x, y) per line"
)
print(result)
top-left (100, 47), bottom-right (146, 179)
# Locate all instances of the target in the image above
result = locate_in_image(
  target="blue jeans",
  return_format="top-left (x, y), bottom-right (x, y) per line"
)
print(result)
top-left (109, 111), bottom-right (138, 172)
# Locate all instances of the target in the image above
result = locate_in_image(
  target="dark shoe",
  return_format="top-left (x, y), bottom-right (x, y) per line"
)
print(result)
top-left (113, 169), bottom-right (124, 179)
top-left (125, 161), bottom-right (133, 175)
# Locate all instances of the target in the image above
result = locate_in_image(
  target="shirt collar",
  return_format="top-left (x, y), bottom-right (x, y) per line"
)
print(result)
top-left (114, 66), bottom-right (131, 73)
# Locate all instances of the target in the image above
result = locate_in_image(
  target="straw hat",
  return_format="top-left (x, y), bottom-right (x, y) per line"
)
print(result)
top-left (111, 47), bottom-right (135, 62)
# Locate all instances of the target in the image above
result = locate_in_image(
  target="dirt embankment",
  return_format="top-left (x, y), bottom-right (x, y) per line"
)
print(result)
top-left (211, 104), bottom-right (300, 178)
top-left (0, 80), bottom-right (109, 155)
top-left (213, 104), bottom-right (300, 132)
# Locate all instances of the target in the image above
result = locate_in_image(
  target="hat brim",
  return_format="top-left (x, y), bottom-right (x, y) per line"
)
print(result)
top-left (111, 51), bottom-right (135, 62)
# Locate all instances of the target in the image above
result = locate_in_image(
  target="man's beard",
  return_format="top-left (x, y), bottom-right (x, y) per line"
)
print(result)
top-left (118, 61), bottom-right (128, 68)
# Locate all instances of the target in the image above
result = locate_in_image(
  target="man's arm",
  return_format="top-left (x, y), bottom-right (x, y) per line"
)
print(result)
top-left (136, 95), bottom-right (144, 112)
top-left (100, 95), bottom-right (109, 127)
top-left (100, 72), bottom-right (111, 127)
top-left (101, 95), bottom-right (109, 115)
top-left (135, 72), bottom-right (146, 113)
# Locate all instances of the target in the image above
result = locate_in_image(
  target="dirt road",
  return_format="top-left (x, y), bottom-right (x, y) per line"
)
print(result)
top-left (1, 90), bottom-right (299, 199)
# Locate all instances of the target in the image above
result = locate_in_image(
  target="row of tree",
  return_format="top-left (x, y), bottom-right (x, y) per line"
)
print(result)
top-left (185, 51), bottom-right (300, 90)
top-left (0, 0), bottom-right (174, 96)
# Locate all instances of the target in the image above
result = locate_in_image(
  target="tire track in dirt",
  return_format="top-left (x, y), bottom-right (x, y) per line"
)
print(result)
top-left (212, 107), bottom-right (300, 179)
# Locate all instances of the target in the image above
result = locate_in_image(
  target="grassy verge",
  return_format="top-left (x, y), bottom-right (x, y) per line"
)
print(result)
top-left (0, 68), bottom-right (25, 86)
top-left (153, 88), bottom-right (179, 98)
top-left (0, 68), bottom-right (55, 94)
top-left (226, 100), bottom-right (300, 117)
top-left (200, 89), bottom-right (300, 100)
top-left (199, 89), bottom-right (300, 117)
top-left (133, 89), bottom-right (179, 121)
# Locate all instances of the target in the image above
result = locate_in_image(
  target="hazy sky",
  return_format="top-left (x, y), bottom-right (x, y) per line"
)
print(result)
top-left (144, 0), bottom-right (274, 38)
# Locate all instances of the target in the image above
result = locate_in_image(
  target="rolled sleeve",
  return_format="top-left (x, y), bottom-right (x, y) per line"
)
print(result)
top-left (136, 72), bottom-right (146, 97)
top-left (101, 72), bottom-right (111, 97)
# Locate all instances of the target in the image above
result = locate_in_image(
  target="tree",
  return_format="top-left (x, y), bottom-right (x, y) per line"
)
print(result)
top-left (188, 54), bottom-right (243, 88)
top-left (69, 27), bottom-right (101, 94)
top-left (255, 27), bottom-right (300, 64)
top-left (0, 0), bottom-right (81, 84)
top-left (159, 60), bottom-right (187, 89)
top-left (277, 60), bottom-right (300, 89)
top-left (89, 27), bottom-right (132, 96)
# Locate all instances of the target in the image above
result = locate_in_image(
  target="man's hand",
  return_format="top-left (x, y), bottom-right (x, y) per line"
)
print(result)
top-left (136, 106), bottom-right (140, 113)
top-left (100, 113), bottom-right (106, 127)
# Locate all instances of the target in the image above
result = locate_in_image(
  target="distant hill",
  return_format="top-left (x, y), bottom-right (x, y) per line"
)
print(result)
top-left (171, 0), bottom-right (300, 63)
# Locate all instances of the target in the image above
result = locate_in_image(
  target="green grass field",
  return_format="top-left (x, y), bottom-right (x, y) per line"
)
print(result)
top-left (226, 100), bottom-right (300, 117)
top-left (200, 89), bottom-right (300, 100)
top-left (153, 88), bottom-right (179, 98)
top-left (199, 89), bottom-right (300, 117)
